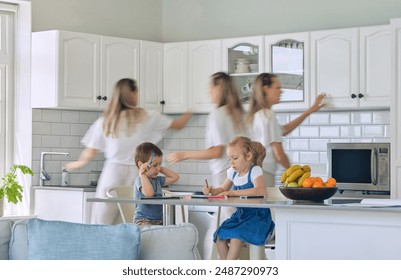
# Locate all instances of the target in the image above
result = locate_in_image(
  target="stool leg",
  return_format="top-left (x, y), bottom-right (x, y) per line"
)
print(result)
top-left (249, 245), bottom-right (265, 260)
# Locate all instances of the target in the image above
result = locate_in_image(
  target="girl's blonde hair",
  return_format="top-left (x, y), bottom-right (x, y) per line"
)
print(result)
top-left (247, 73), bottom-right (277, 124)
top-left (211, 72), bottom-right (245, 132)
top-left (228, 136), bottom-right (266, 167)
top-left (103, 78), bottom-right (147, 137)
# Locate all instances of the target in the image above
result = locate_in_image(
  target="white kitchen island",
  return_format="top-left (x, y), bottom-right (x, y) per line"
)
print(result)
top-left (274, 201), bottom-right (401, 260)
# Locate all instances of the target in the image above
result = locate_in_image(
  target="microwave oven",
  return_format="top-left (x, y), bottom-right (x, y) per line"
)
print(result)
top-left (327, 143), bottom-right (390, 195)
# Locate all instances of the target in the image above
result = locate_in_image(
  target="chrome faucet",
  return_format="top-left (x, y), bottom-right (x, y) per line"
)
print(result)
top-left (39, 152), bottom-right (69, 186)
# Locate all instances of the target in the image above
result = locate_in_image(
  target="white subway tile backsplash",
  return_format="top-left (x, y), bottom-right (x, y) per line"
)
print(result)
top-left (51, 123), bottom-right (71, 135)
top-left (290, 139), bottom-right (309, 150)
top-left (362, 125), bottom-right (384, 137)
top-left (330, 112), bottom-right (350, 124)
top-left (33, 122), bottom-right (52, 135)
top-left (352, 112), bottom-right (372, 124)
top-left (42, 110), bottom-right (62, 122)
top-left (309, 113), bottom-right (330, 125)
top-left (32, 108), bottom-right (390, 187)
top-left (309, 139), bottom-right (329, 151)
top-left (299, 126), bottom-right (319, 138)
top-left (373, 111), bottom-right (390, 124)
top-left (320, 126), bottom-right (340, 138)
top-left (340, 126), bottom-right (362, 137)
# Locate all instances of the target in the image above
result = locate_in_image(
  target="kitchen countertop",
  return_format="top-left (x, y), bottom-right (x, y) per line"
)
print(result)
top-left (87, 195), bottom-right (401, 213)
top-left (33, 185), bottom-right (97, 192)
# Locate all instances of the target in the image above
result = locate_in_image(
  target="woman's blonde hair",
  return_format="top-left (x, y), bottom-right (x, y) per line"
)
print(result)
top-left (211, 72), bottom-right (245, 132)
top-left (247, 73), bottom-right (277, 124)
top-left (103, 78), bottom-right (146, 137)
top-left (228, 136), bottom-right (266, 167)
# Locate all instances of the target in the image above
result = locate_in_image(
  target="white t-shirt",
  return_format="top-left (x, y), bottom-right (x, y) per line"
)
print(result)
top-left (205, 106), bottom-right (249, 175)
top-left (226, 165), bottom-right (263, 186)
top-left (250, 109), bottom-right (283, 174)
top-left (81, 110), bottom-right (173, 165)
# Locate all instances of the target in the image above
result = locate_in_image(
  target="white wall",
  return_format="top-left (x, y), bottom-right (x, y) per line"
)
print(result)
top-left (31, 0), bottom-right (401, 42)
top-left (31, 0), bottom-right (163, 41)
top-left (162, 0), bottom-right (401, 41)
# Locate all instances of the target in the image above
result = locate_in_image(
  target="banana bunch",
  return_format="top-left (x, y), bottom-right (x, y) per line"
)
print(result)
top-left (281, 164), bottom-right (311, 187)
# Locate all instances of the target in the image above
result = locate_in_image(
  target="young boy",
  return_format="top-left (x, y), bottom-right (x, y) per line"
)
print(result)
top-left (133, 142), bottom-right (179, 226)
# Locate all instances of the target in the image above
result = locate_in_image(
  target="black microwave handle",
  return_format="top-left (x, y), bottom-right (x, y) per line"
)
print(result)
top-left (371, 148), bottom-right (377, 185)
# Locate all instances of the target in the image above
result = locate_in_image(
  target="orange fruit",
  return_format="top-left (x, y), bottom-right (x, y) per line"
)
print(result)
top-left (312, 180), bottom-right (324, 188)
top-left (327, 177), bottom-right (337, 186)
top-left (325, 182), bottom-right (336, 187)
top-left (302, 178), bottom-right (314, 188)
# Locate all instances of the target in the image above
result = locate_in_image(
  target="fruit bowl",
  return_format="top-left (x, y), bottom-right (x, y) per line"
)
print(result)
top-left (279, 186), bottom-right (338, 202)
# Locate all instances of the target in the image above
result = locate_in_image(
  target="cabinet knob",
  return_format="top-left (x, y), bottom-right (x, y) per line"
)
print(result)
top-left (96, 95), bottom-right (102, 100)
top-left (102, 96), bottom-right (107, 101)
top-left (351, 94), bottom-right (357, 99)
top-left (160, 100), bottom-right (166, 105)
top-left (358, 93), bottom-right (364, 98)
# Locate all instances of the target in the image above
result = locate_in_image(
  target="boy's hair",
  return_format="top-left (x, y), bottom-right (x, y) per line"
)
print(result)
top-left (135, 142), bottom-right (163, 168)
top-left (228, 136), bottom-right (266, 167)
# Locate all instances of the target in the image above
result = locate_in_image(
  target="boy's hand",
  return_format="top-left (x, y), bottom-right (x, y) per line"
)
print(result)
top-left (139, 162), bottom-right (150, 175)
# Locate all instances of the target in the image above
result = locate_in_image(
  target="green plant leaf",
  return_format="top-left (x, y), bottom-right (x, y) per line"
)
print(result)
top-left (0, 164), bottom-right (33, 204)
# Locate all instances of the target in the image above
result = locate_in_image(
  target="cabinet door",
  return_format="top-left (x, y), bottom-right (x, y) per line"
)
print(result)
top-left (188, 40), bottom-right (222, 113)
top-left (163, 42), bottom-right (188, 113)
top-left (311, 28), bottom-right (358, 109)
top-left (34, 189), bottom-right (85, 223)
top-left (139, 40), bottom-right (163, 111)
top-left (100, 36), bottom-right (140, 110)
top-left (58, 31), bottom-right (100, 109)
top-left (265, 32), bottom-right (310, 111)
top-left (222, 36), bottom-right (264, 105)
top-left (359, 25), bottom-right (391, 108)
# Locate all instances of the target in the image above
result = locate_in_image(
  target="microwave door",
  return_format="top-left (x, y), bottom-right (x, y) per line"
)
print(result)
top-left (371, 148), bottom-right (377, 185)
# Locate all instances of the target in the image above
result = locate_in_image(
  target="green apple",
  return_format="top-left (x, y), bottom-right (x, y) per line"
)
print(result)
top-left (287, 182), bottom-right (298, 187)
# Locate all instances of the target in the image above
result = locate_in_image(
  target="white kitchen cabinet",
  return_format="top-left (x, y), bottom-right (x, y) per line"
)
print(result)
top-left (310, 25), bottom-right (390, 109)
top-left (390, 18), bottom-right (401, 199)
top-left (188, 40), bottom-right (222, 112)
top-left (163, 40), bottom-right (221, 113)
top-left (222, 36), bottom-right (264, 104)
top-left (32, 186), bottom-right (95, 224)
top-left (265, 32), bottom-right (310, 111)
top-left (31, 30), bottom-right (139, 111)
top-left (163, 42), bottom-right (189, 113)
top-left (139, 40), bottom-right (163, 111)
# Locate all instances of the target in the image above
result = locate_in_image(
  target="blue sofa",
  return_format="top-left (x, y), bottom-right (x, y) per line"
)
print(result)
top-left (0, 218), bottom-right (200, 260)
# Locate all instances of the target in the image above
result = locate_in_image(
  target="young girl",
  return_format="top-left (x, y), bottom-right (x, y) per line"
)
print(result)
top-left (133, 142), bottom-right (180, 226)
top-left (203, 136), bottom-right (274, 260)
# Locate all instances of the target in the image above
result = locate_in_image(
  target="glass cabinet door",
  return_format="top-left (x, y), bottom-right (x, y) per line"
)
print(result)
top-left (265, 32), bottom-right (310, 111)
top-left (223, 36), bottom-right (264, 103)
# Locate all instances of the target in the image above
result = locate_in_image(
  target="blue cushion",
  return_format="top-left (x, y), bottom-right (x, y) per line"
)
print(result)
top-left (0, 220), bottom-right (13, 260)
top-left (27, 219), bottom-right (140, 260)
top-left (9, 219), bottom-right (29, 260)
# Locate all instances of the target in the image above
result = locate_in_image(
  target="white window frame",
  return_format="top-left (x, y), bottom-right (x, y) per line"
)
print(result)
top-left (1, 0), bottom-right (31, 216)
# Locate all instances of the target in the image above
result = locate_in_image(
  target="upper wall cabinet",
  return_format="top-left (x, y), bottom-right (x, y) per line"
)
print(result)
top-left (163, 39), bottom-right (222, 114)
top-left (222, 36), bottom-right (264, 104)
top-left (139, 40), bottom-right (163, 111)
top-left (31, 30), bottom-right (140, 110)
top-left (310, 25), bottom-right (390, 109)
top-left (265, 32), bottom-right (310, 111)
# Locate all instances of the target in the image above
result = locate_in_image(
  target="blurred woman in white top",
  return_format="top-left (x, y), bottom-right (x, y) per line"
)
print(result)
top-left (247, 73), bottom-right (326, 188)
top-left (167, 71), bottom-right (248, 186)
top-left (167, 72), bottom-right (248, 259)
top-left (65, 78), bottom-right (191, 224)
